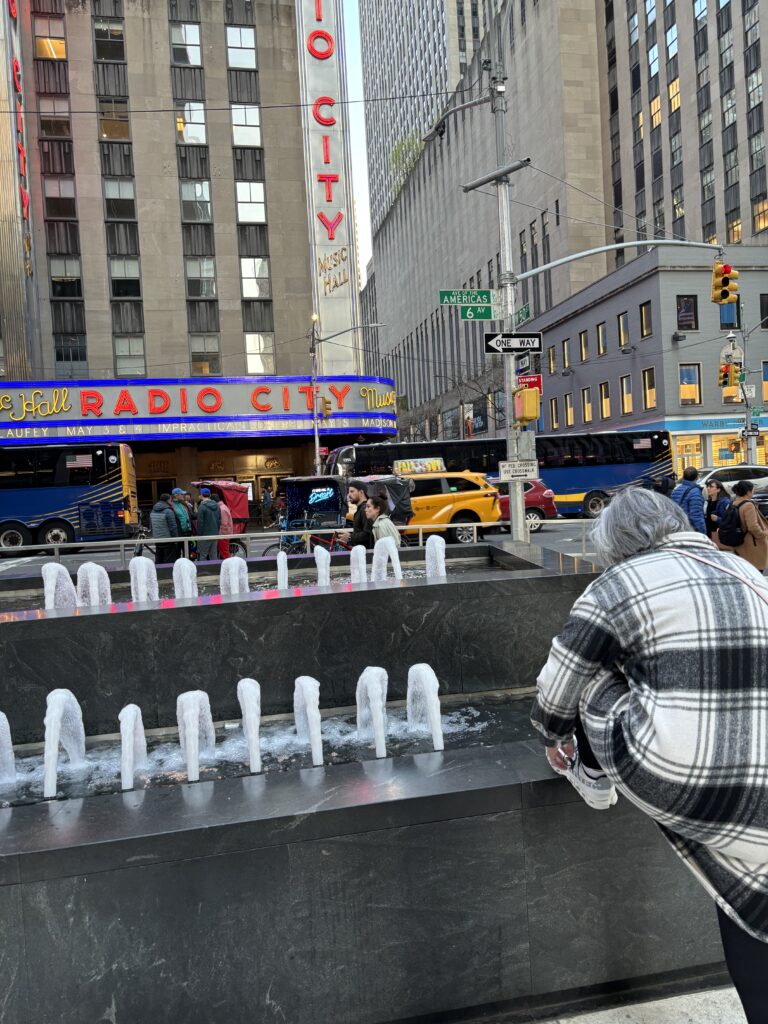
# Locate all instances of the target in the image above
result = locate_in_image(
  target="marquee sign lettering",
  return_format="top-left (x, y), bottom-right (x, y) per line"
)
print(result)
top-left (0, 376), bottom-right (397, 445)
top-left (297, 0), bottom-right (361, 374)
top-left (6, 0), bottom-right (32, 276)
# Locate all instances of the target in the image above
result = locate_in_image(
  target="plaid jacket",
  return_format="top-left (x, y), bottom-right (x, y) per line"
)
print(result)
top-left (531, 532), bottom-right (768, 941)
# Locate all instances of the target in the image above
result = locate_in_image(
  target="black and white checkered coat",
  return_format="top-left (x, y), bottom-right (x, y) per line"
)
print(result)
top-left (531, 532), bottom-right (768, 941)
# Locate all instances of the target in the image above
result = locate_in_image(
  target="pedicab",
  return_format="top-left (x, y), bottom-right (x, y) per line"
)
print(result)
top-left (191, 479), bottom-right (250, 558)
top-left (261, 476), bottom-right (350, 556)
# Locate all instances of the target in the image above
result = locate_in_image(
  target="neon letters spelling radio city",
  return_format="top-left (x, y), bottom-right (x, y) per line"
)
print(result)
top-left (306, 0), bottom-right (344, 244)
top-left (8, 0), bottom-right (30, 224)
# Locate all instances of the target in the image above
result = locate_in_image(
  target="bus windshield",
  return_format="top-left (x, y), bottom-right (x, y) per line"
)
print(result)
top-left (325, 432), bottom-right (674, 516)
top-left (0, 442), bottom-right (139, 549)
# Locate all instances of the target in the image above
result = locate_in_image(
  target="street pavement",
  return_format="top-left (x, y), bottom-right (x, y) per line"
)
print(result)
top-left (539, 986), bottom-right (740, 1023)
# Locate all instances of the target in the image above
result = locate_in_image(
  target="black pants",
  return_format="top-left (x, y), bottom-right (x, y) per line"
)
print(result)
top-left (574, 716), bottom-right (768, 1017)
top-left (155, 541), bottom-right (179, 565)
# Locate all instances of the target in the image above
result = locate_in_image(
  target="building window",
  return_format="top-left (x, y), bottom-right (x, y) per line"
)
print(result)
top-left (750, 132), bottom-right (766, 173)
top-left (99, 99), bottom-right (130, 141)
top-left (39, 97), bottom-right (70, 138)
top-left (753, 198), bottom-right (768, 233)
top-left (679, 363), bottom-right (701, 405)
top-left (665, 23), bottom-right (678, 57)
top-left (727, 210), bottom-right (742, 243)
top-left (617, 311), bottom-right (629, 347)
top-left (699, 107), bottom-right (712, 144)
top-left (94, 19), bottom-right (125, 61)
top-left (54, 334), bottom-right (87, 376)
top-left (235, 181), bottom-right (266, 222)
top-left (646, 0), bottom-right (656, 23)
top-left (642, 366), bottom-right (657, 409)
top-left (694, 0), bottom-right (706, 20)
top-left (109, 257), bottom-right (141, 298)
top-left (561, 339), bottom-right (570, 368)
top-left (43, 176), bottom-right (76, 218)
top-left (648, 42), bottom-right (659, 76)
top-left (549, 396), bottom-right (559, 430)
top-left (724, 148), bottom-right (739, 187)
top-left (579, 330), bottom-right (588, 361)
top-left (50, 257), bottom-right (82, 298)
top-left (240, 257), bottom-right (270, 298)
top-left (564, 392), bottom-right (574, 426)
top-left (227, 26), bottom-right (256, 69)
top-left (190, 334), bottom-right (220, 375)
top-left (185, 257), bottom-right (216, 298)
top-left (633, 109), bottom-right (644, 144)
top-left (653, 197), bottom-right (665, 233)
top-left (635, 303), bottom-right (652, 340)
top-left (34, 16), bottom-right (66, 60)
top-left (171, 23), bottom-right (201, 66)
top-left (231, 104), bottom-right (261, 146)
top-left (599, 381), bottom-right (611, 419)
top-left (620, 374), bottom-right (633, 414)
top-left (104, 177), bottom-right (136, 220)
top-left (597, 321), bottom-right (606, 355)
top-left (581, 386), bottom-right (593, 423)
top-left (763, 360), bottom-right (768, 401)
top-left (670, 132), bottom-right (683, 167)
top-left (761, 294), bottom-right (768, 330)
top-left (245, 332), bottom-right (275, 374)
top-left (650, 94), bottom-right (661, 128)
top-left (719, 28), bottom-right (734, 68)
top-left (114, 336), bottom-right (146, 377)
top-left (629, 11), bottom-right (639, 44)
top-left (747, 70), bottom-right (763, 111)
top-left (180, 180), bottom-right (212, 222)
top-left (720, 302), bottom-right (742, 330)
top-left (547, 345), bottom-right (556, 374)
top-left (668, 77), bottom-right (680, 112)
top-left (672, 186), bottom-right (684, 220)
top-left (701, 165), bottom-right (715, 200)
top-left (175, 101), bottom-right (206, 145)
top-left (721, 89), bottom-right (737, 128)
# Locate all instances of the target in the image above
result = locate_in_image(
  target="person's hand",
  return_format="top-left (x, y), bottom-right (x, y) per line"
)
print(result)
top-left (546, 741), bottom-right (575, 775)
top-left (339, 531), bottom-right (350, 544)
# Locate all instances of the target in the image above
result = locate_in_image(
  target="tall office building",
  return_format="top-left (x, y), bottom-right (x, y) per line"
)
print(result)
top-left (359, 0), bottom-right (484, 232)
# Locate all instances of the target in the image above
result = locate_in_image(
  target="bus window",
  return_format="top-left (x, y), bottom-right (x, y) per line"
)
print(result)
top-left (0, 450), bottom-right (35, 487)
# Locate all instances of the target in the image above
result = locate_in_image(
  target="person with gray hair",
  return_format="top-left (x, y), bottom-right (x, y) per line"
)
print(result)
top-left (531, 487), bottom-right (768, 1019)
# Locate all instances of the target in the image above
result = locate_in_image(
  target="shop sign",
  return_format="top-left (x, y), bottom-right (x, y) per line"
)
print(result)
top-left (0, 376), bottom-right (397, 445)
top-left (296, 0), bottom-right (360, 371)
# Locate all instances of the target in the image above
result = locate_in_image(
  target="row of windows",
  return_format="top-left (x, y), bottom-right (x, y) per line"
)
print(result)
top-left (549, 370), bottom-right (657, 430)
top-left (33, 15), bottom-right (258, 72)
top-left (546, 303), bottom-right (652, 374)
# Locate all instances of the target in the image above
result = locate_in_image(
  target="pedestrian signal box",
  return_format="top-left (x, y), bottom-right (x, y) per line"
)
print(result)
top-left (514, 388), bottom-right (540, 424)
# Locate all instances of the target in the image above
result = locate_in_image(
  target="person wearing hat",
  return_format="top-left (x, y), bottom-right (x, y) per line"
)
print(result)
top-left (170, 488), bottom-right (192, 546)
top-left (196, 487), bottom-right (221, 561)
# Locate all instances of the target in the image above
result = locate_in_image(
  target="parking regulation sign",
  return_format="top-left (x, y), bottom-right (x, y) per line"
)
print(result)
top-left (485, 332), bottom-right (543, 354)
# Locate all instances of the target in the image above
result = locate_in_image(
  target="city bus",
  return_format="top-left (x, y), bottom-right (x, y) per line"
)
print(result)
top-left (0, 443), bottom-right (139, 549)
top-left (325, 431), bottom-right (674, 517)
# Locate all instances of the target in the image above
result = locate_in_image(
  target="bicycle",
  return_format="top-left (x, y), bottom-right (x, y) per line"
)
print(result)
top-left (132, 513), bottom-right (156, 558)
top-left (262, 513), bottom-right (350, 557)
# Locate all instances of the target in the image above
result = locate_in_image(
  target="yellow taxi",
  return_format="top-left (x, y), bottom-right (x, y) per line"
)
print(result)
top-left (405, 471), bottom-right (501, 544)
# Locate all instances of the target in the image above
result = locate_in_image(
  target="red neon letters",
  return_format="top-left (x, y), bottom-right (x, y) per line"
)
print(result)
top-left (307, 29), bottom-right (334, 60)
top-left (306, 4), bottom-right (345, 243)
top-left (8, 0), bottom-right (17, 19)
top-left (76, 385), bottom-right (350, 418)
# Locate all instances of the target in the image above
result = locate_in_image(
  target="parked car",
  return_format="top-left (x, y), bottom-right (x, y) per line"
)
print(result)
top-left (403, 471), bottom-right (501, 544)
top-left (492, 479), bottom-right (559, 533)
top-left (696, 465), bottom-right (768, 496)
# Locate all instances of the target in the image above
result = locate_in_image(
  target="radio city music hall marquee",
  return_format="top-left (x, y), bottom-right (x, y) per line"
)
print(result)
top-left (6, 0), bottom-right (32, 276)
top-left (0, 377), bottom-right (397, 444)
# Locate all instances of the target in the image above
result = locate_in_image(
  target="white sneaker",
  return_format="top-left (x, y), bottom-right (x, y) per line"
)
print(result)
top-left (565, 753), bottom-right (618, 810)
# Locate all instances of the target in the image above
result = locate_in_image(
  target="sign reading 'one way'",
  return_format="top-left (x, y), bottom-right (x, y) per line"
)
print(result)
top-left (485, 332), bottom-right (543, 354)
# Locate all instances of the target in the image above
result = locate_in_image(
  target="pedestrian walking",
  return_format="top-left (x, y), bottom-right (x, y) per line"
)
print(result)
top-left (532, 488), bottom-right (768, 1021)
top-left (196, 487), bottom-right (221, 561)
top-left (217, 495), bottom-right (234, 559)
top-left (704, 479), bottom-right (730, 546)
top-left (338, 479), bottom-right (373, 549)
top-left (718, 480), bottom-right (768, 572)
top-left (149, 493), bottom-right (180, 565)
top-left (670, 466), bottom-right (706, 533)
top-left (261, 484), bottom-right (273, 528)
top-left (365, 494), bottom-right (402, 546)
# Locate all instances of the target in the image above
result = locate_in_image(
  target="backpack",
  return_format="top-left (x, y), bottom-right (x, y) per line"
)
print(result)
top-left (717, 500), bottom-right (751, 548)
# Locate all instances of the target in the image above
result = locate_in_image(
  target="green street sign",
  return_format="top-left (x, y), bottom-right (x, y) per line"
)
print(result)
top-left (515, 304), bottom-right (531, 327)
top-left (739, 372), bottom-right (747, 383)
top-left (460, 305), bottom-right (495, 321)
top-left (753, 407), bottom-right (764, 416)
top-left (440, 289), bottom-right (496, 305)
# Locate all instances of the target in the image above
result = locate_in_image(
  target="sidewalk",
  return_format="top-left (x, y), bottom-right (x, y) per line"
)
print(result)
top-left (542, 986), bottom-right (741, 1023)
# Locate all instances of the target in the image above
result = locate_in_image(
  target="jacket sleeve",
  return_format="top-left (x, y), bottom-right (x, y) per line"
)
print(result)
top-left (742, 500), bottom-right (768, 540)
top-left (350, 508), bottom-right (373, 548)
top-left (531, 583), bottom-right (623, 746)
top-left (165, 508), bottom-right (179, 536)
top-left (687, 488), bottom-right (707, 534)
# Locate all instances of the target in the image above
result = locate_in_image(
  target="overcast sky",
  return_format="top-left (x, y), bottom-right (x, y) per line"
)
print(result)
top-left (341, 0), bottom-right (372, 283)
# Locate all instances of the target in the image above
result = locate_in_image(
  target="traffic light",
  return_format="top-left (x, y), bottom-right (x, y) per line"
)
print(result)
top-left (711, 260), bottom-right (740, 304)
top-left (728, 364), bottom-right (741, 387)
top-left (319, 397), bottom-right (333, 418)
top-left (718, 363), bottom-right (731, 388)
top-left (513, 388), bottom-right (540, 424)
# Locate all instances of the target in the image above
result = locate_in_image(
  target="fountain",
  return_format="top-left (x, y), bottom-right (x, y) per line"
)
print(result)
top-left (350, 545), bottom-right (367, 584)
top-left (0, 711), bottom-right (15, 785)
top-left (43, 689), bottom-right (87, 799)
top-left (220, 556), bottom-right (249, 596)
top-left (129, 556), bottom-right (159, 604)
top-left (276, 550), bottom-right (289, 590)
top-left (75, 562), bottom-right (112, 607)
top-left (314, 545), bottom-right (331, 587)
top-left (176, 690), bottom-right (216, 783)
top-left (406, 664), bottom-right (444, 751)
top-left (236, 678), bottom-right (262, 774)
top-left (356, 666), bottom-right (388, 759)
top-left (41, 563), bottom-right (79, 611)
top-left (371, 537), bottom-right (403, 582)
top-left (173, 557), bottom-right (198, 599)
top-left (118, 703), bottom-right (148, 791)
top-left (425, 535), bottom-right (447, 579)
top-left (293, 676), bottom-right (323, 766)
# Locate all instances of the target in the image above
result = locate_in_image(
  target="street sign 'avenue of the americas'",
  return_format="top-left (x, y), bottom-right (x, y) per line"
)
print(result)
top-left (440, 289), bottom-right (497, 305)
top-left (485, 332), bottom-right (543, 354)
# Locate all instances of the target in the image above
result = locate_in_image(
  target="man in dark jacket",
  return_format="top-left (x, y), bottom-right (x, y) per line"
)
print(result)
top-left (196, 487), bottom-right (222, 561)
top-left (671, 466), bottom-right (706, 534)
top-left (339, 479), bottom-right (373, 549)
top-left (150, 493), bottom-right (180, 565)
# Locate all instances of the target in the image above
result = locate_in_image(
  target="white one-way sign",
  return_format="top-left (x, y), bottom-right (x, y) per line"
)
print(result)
top-left (484, 332), bottom-right (543, 354)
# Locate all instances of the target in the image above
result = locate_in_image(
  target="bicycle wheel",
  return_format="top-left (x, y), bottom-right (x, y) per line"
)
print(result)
top-left (262, 543), bottom-right (284, 557)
